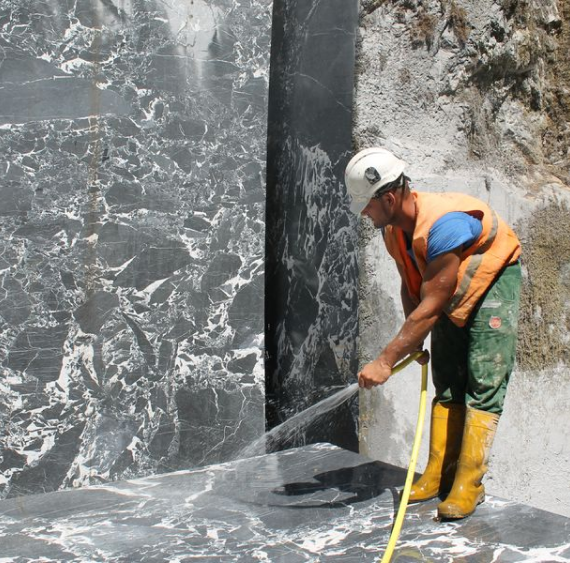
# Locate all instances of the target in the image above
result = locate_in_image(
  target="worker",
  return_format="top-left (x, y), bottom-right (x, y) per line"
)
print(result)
top-left (345, 147), bottom-right (521, 520)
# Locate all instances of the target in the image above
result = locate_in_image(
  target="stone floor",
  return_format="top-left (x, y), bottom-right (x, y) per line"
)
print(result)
top-left (1, 443), bottom-right (569, 562)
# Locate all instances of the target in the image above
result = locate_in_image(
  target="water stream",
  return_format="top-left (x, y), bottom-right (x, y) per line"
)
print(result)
top-left (237, 383), bottom-right (358, 459)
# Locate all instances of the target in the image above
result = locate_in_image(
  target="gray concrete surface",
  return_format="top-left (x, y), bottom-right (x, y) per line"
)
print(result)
top-left (354, 0), bottom-right (570, 518)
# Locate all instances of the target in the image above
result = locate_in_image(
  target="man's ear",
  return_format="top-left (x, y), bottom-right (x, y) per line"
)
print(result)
top-left (383, 190), bottom-right (396, 208)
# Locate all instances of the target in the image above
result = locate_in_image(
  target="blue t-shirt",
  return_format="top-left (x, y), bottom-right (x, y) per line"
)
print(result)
top-left (406, 212), bottom-right (483, 265)
top-left (427, 211), bottom-right (482, 262)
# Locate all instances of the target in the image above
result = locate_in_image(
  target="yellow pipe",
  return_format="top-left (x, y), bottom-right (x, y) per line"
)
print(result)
top-left (379, 352), bottom-right (429, 563)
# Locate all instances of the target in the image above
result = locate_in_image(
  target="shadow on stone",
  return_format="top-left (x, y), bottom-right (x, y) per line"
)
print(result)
top-left (271, 460), bottom-right (407, 507)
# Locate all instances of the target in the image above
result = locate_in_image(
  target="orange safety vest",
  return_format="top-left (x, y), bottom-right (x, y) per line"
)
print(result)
top-left (383, 191), bottom-right (521, 327)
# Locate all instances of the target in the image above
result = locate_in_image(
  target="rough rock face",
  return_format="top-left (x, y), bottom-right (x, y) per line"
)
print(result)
top-left (354, 0), bottom-right (570, 517)
top-left (357, 0), bottom-right (569, 182)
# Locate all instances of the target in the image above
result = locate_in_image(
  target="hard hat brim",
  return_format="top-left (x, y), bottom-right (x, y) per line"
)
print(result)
top-left (349, 197), bottom-right (369, 214)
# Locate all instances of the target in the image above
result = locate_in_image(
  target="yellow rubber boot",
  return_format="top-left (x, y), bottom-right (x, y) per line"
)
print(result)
top-left (437, 408), bottom-right (499, 519)
top-left (408, 402), bottom-right (466, 503)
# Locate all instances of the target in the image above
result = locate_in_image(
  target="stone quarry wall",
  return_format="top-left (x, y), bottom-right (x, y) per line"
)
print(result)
top-left (265, 0), bottom-right (359, 452)
top-left (0, 0), bottom-right (271, 498)
top-left (0, 0), bottom-right (361, 501)
top-left (355, 0), bottom-right (570, 517)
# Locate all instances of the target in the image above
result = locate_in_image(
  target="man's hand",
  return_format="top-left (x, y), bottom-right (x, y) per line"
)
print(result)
top-left (358, 358), bottom-right (393, 389)
top-left (415, 348), bottom-right (430, 365)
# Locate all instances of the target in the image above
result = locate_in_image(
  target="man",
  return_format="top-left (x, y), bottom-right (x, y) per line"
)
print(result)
top-left (345, 147), bottom-right (521, 520)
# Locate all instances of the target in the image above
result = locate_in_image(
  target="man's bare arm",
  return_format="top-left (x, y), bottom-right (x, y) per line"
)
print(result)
top-left (358, 249), bottom-right (461, 388)
top-left (383, 249), bottom-right (460, 363)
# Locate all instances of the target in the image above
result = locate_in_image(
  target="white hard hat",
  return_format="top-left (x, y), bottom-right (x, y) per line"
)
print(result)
top-left (345, 147), bottom-right (407, 214)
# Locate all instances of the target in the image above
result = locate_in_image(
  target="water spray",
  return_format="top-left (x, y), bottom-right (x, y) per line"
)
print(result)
top-left (238, 351), bottom-right (428, 563)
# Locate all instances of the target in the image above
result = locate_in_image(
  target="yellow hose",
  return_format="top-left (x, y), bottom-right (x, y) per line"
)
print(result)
top-left (379, 352), bottom-right (429, 563)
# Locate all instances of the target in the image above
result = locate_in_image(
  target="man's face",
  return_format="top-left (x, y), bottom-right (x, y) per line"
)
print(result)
top-left (360, 194), bottom-right (393, 228)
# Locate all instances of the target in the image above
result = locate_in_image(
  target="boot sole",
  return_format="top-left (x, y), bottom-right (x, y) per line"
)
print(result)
top-left (437, 494), bottom-right (485, 520)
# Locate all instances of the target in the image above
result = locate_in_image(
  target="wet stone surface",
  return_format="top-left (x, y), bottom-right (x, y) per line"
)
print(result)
top-left (1, 443), bottom-right (569, 562)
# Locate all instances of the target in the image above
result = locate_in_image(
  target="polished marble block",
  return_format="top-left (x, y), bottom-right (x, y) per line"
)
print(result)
top-left (265, 0), bottom-right (360, 449)
top-left (1, 443), bottom-right (569, 562)
top-left (0, 0), bottom-right (271, 497)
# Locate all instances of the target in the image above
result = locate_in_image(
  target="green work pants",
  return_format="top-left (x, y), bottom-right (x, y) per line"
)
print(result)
top-left (431, 262), bottom-right (521, 415)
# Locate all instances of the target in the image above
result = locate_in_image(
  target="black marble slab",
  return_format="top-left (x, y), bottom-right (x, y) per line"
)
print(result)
top-left (265, 0), bottom-right (360, 449)
top-left (0, 0), bottom-right (271, 497)
top-left (1, 443), bottom-right (569, 562)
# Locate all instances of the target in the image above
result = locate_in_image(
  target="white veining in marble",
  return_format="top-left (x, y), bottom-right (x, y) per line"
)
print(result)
top-left (0, 0), bottom-right (272, 497)
top-left (265, 0), bottom-right (359, 450)
top-left (1, 444), bottom-right (569, 562)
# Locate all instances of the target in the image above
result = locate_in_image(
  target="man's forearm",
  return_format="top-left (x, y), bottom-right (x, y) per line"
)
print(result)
top-left (385, 250), bottom-right (461, 366)
top-left (380, 299), bottom-right (441, 366)
top-left (359, 251), bottom-right (460, 389)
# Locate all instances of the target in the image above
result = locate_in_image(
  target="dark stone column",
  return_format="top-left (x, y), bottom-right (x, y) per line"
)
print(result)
top-left (265, 0), bottom-right (360, 450)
